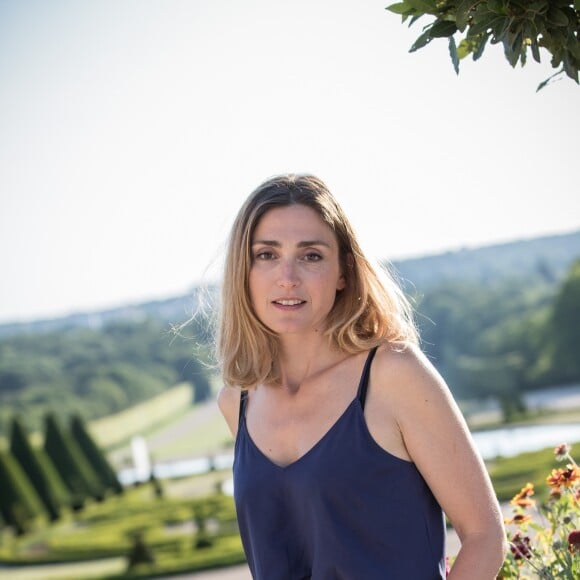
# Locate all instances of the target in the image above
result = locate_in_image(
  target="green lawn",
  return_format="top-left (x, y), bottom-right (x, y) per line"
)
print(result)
top-left (150, 412), bottom-right (233, 460)
top-left (90, 383), bottom-right (194, 450)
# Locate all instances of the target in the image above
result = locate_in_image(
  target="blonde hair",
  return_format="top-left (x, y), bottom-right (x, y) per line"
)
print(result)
top-left (217, 174), bottom-right (418, 388)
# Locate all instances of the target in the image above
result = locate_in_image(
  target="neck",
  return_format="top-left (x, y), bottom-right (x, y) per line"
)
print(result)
top-left (276, 334), bottom-right (344, 393)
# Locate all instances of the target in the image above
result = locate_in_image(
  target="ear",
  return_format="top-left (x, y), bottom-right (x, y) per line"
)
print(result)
top-left (337, 253), bottom-right (353, 291)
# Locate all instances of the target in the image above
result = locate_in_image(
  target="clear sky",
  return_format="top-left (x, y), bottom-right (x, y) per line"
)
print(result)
top-left (1, 0), bottom-right (578, 324)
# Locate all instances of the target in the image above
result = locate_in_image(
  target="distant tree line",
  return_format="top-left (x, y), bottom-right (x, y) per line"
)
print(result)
top-left (0, 318), bottom-right (212, 436)
top-left (0, 413), bottom-right (122, 536)
top-left (412, 258), bottom-right (580, 420)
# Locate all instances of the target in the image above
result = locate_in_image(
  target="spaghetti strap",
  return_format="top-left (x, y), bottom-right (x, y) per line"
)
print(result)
top-left (357, 347), bottom-right (378, 411)
top-left (238, 389), bottom-right (248, 424)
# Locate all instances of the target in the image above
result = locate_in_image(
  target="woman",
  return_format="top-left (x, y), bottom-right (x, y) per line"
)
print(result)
top-left (217, 174), bottom-right (507, 579)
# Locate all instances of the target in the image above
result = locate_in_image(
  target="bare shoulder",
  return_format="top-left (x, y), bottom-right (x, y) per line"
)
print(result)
top-left (370, 341), bottom-right (470, 458)
top-left (372, 342), bottom-right (449, 401)
top-left (217, 385), bottom-right (242, 438)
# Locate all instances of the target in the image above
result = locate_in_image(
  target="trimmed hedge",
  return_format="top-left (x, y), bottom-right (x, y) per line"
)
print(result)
top-left (9, 415), bottom-right (70, 521)
top-left (0, 450), bottom-right (44, 535)
top-left (43, 412), bottom-right (105, 509)
top-left (70, 413), bottom-right (123, 495)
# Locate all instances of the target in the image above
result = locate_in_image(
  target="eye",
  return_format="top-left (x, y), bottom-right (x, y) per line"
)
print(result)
top-left (254, 250), bottom-right (276, 261)
top-left (303, 252), bottom-right (323, 262)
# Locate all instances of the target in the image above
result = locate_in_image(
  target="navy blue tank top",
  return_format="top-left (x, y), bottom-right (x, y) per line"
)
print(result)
top-left (233, 348), bottom-right (446, 579)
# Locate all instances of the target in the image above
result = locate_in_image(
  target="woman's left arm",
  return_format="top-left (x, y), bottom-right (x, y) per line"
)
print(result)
top-left (381, 345), bottom-right (508, 579)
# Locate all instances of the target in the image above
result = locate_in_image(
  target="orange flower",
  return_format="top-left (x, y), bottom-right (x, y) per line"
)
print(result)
top-left (505, 513), bottom-right (532, 526)
top-left (510, 483), bottom-right (535, 508)
top-left (554, 443), bottom-right (571, 461)
top-left (546, 464), bottom-right (580, 489)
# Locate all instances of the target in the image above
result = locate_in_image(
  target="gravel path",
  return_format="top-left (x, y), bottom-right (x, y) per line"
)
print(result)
top-left (108, 398), bottom-right (223, 468)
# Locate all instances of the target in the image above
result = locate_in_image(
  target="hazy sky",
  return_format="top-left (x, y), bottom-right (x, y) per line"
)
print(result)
top-left (1, 0), bottom-right (578, 323)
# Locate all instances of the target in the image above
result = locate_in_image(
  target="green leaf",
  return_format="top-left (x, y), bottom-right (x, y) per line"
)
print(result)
top-left (531, 40), bottom-right (542, 63)
top-left (536, 68), bottom-right (565, 92)
top-left (562, 52), bottom-right (579, 83)
top-left (449, 36), bottom-right (460, 74)
top-left (456, 0), bottom-right (479, 32)
top-left (490, 17), bottom-right (511, 44)
top-left (547, 7), bottom-right (569, 27)
top-left (575, 0), bottom-right (580, 11)
top-left (503, 30), bottom-right (524, 67)
top-left (430, 20), bottom-right (458, 38)
top-left (386, 2), bottom-right (411, 15)
top-left (510, 28), bottom-right (523, 54)
top-left (409, 28), bottom-right (434, 52)
top-left (468, 14), bottom-right (505, 37)
top-left (526, 0), bottom-right (549, 15)
top-left (473, 35), bottom-right (488, 61)
top-left (406, 0), bottom-right (437, 13)
top-left (408, 14), bottom-right (423, 27)
top-left (487, 0), bottom-right (505, 14)
top-left (567, 31), bottom-right (580, 60)
top-left (456, 38), bottom-right (472, 59)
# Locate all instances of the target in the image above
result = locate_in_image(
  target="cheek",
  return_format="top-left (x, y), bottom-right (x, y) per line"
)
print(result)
top-left (248, 271), bottom-right (264, 307)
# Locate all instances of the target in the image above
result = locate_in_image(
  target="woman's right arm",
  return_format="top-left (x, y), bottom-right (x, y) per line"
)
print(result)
top-left (217, 386), bottom-right (241, 439)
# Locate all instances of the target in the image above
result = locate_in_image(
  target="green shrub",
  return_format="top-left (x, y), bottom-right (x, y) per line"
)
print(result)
top-left (9, 415), bottom-right (70, 521)
top-left (0, 450), bottom-right (44, 535)
top-left (43, 412), bottom-right (104, 509)
top-left (69, 413), bottom-right (123, 495)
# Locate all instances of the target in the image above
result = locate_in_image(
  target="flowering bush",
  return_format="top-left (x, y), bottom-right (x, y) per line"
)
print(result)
top-left (498, 443), bottom-right (580, 579)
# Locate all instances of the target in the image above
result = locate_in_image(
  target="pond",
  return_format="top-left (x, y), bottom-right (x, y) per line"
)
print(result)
top-left (471, 422), bottom-right (580, 460)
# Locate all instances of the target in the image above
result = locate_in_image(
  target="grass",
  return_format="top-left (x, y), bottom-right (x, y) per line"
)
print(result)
top-left (151, 412), bottom-right (233, 460)
top-left (101, 535), bottom-right (247, 580)
top-left (0, 476), bottom-right (242, 571)
top-left (486, 439), bottom-right (580, 502)
top-left (90, 383), bottom-right (194, 450)
top-left (0, 557), bottom-right (126, 579)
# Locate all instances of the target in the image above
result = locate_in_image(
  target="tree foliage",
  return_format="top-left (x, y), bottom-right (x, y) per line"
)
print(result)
top-left (386, 0), bottom-right (580, 90)
top-left (0, 450), bottom-right (44, 535)
top-left (43, 412), bottom-right (105, 510)
top-left (414, 258), bottom-right (580, 420)
top-left (0, 318), bottom-right (213, 435)
top-left (9, 416), bottom-right (70, 521)
top-left (543, 258), bottom-right (580, 382)
top-left (70, 414), bottom-right (124, 495)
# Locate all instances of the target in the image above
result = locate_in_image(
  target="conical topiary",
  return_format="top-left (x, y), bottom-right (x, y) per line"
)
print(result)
top-left (69, 413), bottom-right (123, 495)
top-left (10, 415), bottom-right (70, 521)
top-left (0, 450), bottom-right (44, 535)
top-left (43, 412), bottom-right (104, 510)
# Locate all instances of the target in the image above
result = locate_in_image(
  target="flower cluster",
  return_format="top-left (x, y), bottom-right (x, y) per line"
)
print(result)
top-left (498, 443), bottom-right (580, 579)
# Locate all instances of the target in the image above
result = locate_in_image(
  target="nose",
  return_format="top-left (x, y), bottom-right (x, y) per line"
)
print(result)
top-left (277, 260), bottom-right (300, 288)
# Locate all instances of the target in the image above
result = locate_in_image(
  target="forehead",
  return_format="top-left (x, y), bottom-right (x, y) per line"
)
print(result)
top-left (252, 204), bottom-right (336, 243)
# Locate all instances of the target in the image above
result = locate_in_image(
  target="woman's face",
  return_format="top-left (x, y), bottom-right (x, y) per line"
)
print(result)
top-left (249, 204), bottom-right (345, 337)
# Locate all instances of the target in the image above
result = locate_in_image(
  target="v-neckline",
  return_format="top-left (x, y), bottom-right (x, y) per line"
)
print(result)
top-left (242, 397), bottom-right (360, 471)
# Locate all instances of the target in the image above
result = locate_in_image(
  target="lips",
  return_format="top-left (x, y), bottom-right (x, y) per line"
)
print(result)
top-left (273, 299), bottom-right (306, 306)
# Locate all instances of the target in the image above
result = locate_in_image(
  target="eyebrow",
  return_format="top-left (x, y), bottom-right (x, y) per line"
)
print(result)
top-left (252, 239), bottom-right (333, 249)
